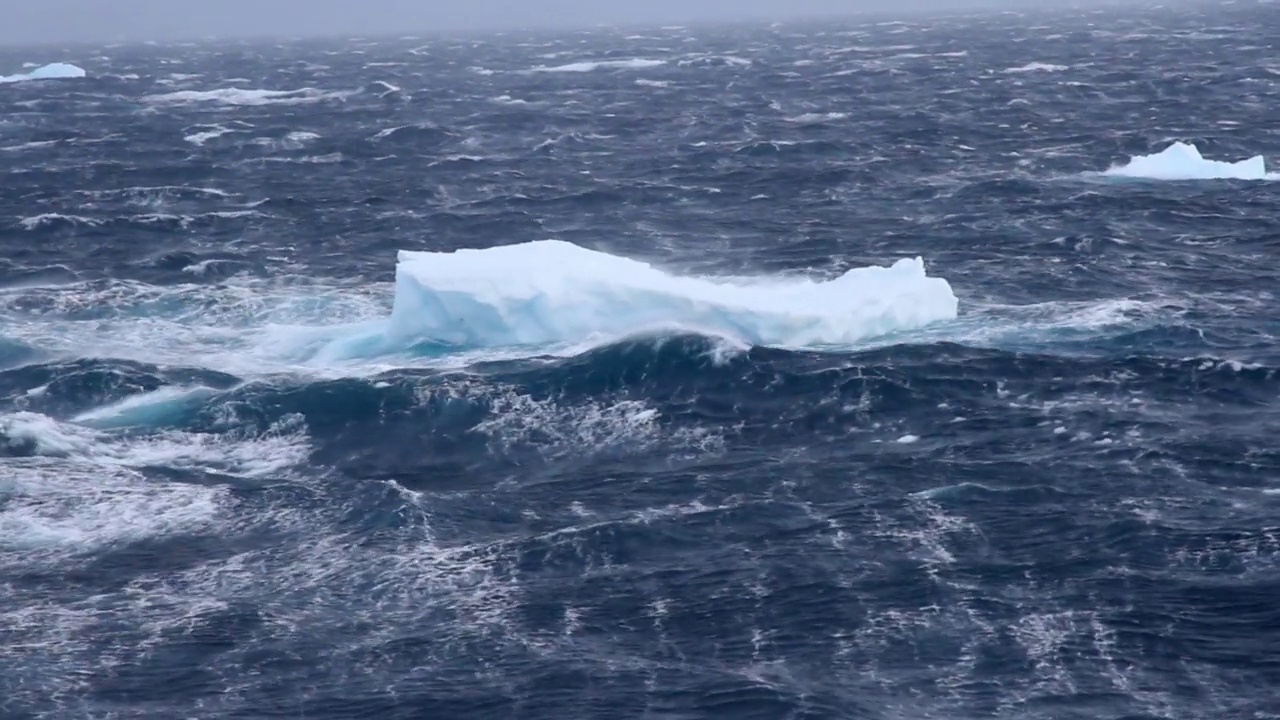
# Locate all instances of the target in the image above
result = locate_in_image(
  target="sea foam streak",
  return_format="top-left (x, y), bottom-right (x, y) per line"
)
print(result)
top-left (529, 58), bottom-right (665, 73)
top-left (0, 63), bottom-right (86, 84)
top-left (1102, 141), bottom-right (1274, 180)
top-left (144, 87), bottom-right (344, 106)
top-left (386, 240), bottom-right (957, 350)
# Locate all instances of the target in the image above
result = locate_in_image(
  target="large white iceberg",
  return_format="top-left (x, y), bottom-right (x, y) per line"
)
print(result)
top-left (1102, 141), bottom-right (1272, 181)
top-left (384, 240), bottom-right (957, 350)
top-left (0, 62), bottom-right (86, 84)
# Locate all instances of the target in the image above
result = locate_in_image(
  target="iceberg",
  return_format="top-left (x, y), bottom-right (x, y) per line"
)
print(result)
top-left (0, 62), bottom-right (86, 84)
top-left (1102, 141), bottom-right (1272, 181)
top-left (386, 240), bottom-right (957, 350)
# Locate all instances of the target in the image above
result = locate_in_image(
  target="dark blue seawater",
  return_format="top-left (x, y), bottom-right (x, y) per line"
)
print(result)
top-left (3, 2), bottom-right (1280, 718)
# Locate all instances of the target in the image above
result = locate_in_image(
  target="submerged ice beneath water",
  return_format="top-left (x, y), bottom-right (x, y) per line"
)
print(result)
top-left (384, 240), bottom-right (958, 350)
top-left (1101, 141), bottom-right (1273, 180)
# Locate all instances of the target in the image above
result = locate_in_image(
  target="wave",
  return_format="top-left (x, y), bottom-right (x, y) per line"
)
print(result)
top-left (0, 409), bottom-right (306, 475)
top-left (0, 139), bottom-right (61, 153)
top-left (18, 211), bottom-right (267, 232)
top-left (143, 87), bottom-right (348, 107)
top-left (0, 408), bottom-right (307, 557)
top-left (0, 63), bottom-right (85, 85)
top-left (11, 334), bottom-right (1268, 469)
top-left (369, 123), bottom-right (455, 145)
top-left (380, 240), bottom-right (956, 352)
top-left (18, 213), bottom-right (99, 230)
top-left (1003, 62), bottom-right (1069, 73)
top-left (528, 58), bottom-right (665, 73)
top-left (71, 385), bottom-right (222, 428)
top-left (676, 55), bottom-right (753, 67)
top-left (0, 267), bottom-right (1236, 384)
top-left (1099, 142), bottom-right (1275, 181)
top-left (783, 112), bottom-right (850, 124)
top-left (365, 80), bottom-right (401, 98)
top-left (184, 126), bottom-right (237, 145)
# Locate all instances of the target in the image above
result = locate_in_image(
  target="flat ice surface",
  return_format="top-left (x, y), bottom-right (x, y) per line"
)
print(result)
top-left (1103, 141), bottom-right (1271, 180)
top-left (389, 240), bottom-right (958, 349)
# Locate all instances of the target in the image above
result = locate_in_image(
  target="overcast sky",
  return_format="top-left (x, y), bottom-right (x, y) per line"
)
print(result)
top-left (3, 0), bottom-right (1142, 46)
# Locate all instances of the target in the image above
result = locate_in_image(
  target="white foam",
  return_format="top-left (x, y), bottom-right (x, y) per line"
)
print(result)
top-left (677, 55), bottom-right (753, 67)
top-left (1, 139), bottom-right (60, 152)
top-left (428, 382), bottom-right (721, 460)
top-left (252, 130), bottom-right (320, 151)
top-left (529, 58), bottom-right (665, 73)
top-left (0, 276), bottom-right (393, 378)
top-left (785, 112), bottom-right (849, 123)
top-left (0, 63), bottom-right (86, 84)
top-left (0, 458), bottom-right (224, 552)
top-left (387, 240), bottom-right (956, 350)
top-left (1004, 62), bottom-right (1069, 73)
top-left (0, 410), bottom-right (307, 477)
top-left (0, 408), bottom-right (308, 552)
top-left (183, 125), bottom-right (236, 145)
top-left (1101, 141), bottom-right (1274, 181)
top-left (19, 213), bottom-right (100, 230)
top-left (144, 87), bottom-right (344, 106)
top-left (1, 412), bottom-right (97, 457)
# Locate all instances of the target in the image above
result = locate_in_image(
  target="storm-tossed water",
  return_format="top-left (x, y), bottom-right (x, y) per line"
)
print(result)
top-left (3, 1), bottom-right (1280, 718)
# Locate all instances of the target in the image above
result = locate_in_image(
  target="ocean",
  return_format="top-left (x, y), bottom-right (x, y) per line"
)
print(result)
top-left (2, 2), bottom-right (1279, 718)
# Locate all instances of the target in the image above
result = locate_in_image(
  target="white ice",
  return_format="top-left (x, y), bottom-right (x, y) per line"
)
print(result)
top-left (1102, 141), bottom-right (1273, 181)
top-left (385, 240), bottom-right (957, 350)
top-left (0, 63), bottom-right (86, 84)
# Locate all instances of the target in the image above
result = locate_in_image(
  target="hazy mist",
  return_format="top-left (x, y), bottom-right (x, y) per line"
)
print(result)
top-left (4, 0), bottom-right (1143, 46)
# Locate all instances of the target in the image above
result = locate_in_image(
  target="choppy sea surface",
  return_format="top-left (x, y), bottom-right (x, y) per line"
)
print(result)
top-left (3, 2), bottom-right (1280, 718)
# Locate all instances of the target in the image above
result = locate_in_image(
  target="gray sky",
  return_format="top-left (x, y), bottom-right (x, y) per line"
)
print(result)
top-left (3, 0), bottom-right (1141, 46)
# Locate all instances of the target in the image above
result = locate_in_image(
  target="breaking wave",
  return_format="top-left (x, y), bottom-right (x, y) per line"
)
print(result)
top-left (143, 87), bottom-right (349, 106)
top-left (528, 58), bottom-right (666, 73)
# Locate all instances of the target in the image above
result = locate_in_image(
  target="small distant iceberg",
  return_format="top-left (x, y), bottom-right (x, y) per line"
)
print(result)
top-left (1101, 141), bottom-right (1273, 181)
top-left (0, 62), bottom-right (87, 85)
